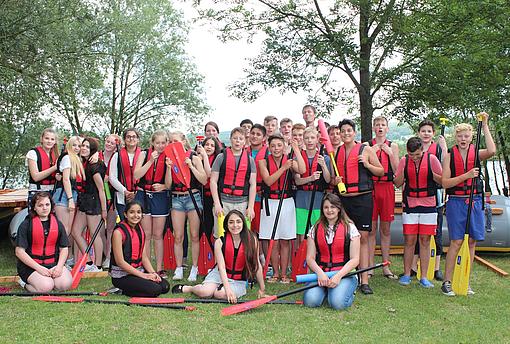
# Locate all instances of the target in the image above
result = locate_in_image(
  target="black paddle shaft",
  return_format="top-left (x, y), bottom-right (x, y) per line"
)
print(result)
top-left (269, 150), bottom-right (294, 241)
top-left (83, 200), bottom-right (114, 255)
top-left (464, 119), bottom-right (483, 235)
top-left (276, 263), bottom-right (387, 299)
top-left (304, 145), bottom-right (324, 237)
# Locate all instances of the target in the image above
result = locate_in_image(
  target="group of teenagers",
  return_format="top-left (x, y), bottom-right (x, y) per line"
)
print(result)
top-left (16, 105), bottom-right (495, 311)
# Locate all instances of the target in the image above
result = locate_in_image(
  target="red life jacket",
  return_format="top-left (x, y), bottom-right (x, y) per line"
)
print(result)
top-left (29, 215), bottom-right (59, 265)
top-left (171, 151), bottom-right (201, 192)
top-left (222, 233), bottom-right (246, 280)
top-left (74, 161), bottom-right (87, 193)
top-left (427, 142), bottom-right (441, 157)
top-left (111, 221), bottom-right (145, 269)
top-left (138, 148), bottom-right (167, 191)
top-left (336, 143), bottom-right (373, 193)
top-left (118, 147), bottom-right (141, 192)
top-left (247, 145), bottom-right (269, 193)
top-left (298, 150), bottom-right (326, 191)
top-left (403, 152), bottom-right (437, 206)
top-left (219, 148), bottom-right (251, 196)
top-left (369, 139), bottom-right (394, 182)
top-left (263, 154), bottom-right (292, 199)
top-left (447, 144), bottom-right (484, 196)
top-left (203, 154), bottom-right (217, 196)
top-left (29, 146), bottom-right (57, 187)
top-left (314, 222), bottom-right (350, 272)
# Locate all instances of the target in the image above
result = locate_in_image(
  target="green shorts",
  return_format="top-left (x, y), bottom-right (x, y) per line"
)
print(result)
top-left (295, 207), bottom-right (321, 235)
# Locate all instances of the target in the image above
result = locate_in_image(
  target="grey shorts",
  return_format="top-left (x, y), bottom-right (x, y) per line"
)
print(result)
top-left (203, 267), bottom-right (247, 298)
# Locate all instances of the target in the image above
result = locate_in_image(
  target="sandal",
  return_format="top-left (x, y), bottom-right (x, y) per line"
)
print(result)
top-left (267, 276), bottom-right (280, 283)
top-left (171, 284), bottom-right (184, 294)
top-left (383, 273), bottom-right (398, 280)
top-left (280, 276), bottom-right (291, 284)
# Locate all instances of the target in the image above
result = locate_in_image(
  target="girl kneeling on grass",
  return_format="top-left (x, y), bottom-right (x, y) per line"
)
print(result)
top-left (15, 192), bottom-right (72, 292)
top-left (110, 201), bottom-right (170, 297)
top-left (304, 193), bottom-right (360, 310)
top-left (172, 210), bottom-right (266, 303)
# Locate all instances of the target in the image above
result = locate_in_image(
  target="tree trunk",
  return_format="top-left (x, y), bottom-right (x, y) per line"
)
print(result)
top-left (358, 0), bottom-right (373, 141)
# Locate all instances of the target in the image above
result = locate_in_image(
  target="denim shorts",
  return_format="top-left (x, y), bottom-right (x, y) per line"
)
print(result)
top-left (52, 188), bottom-right (78, 207)
top-left (171, 192), bottom-right (203, 213)
top-left (135, 190), bottom-right (169, 217)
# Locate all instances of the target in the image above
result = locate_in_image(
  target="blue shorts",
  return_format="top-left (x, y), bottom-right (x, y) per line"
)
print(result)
top-left (171, 192), bottom-right (203, 213)
top-left (445, 195), bottom-right (485, 241)
top-left (52, 188), bottom-right (78, 207)
top-left (135, 190), bottom-right (169, 217)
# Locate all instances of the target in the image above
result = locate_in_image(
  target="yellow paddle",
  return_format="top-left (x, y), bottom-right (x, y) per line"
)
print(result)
top-left (417, 236), bottom-right (436, 280)
top-left (452, 114), bottom-right (484, 295)
top-left (217, 213), bottom-right (225, 238)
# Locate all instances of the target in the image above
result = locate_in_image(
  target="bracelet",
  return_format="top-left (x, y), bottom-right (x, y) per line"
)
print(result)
top-left (67, 197), bottom-right (73, 200)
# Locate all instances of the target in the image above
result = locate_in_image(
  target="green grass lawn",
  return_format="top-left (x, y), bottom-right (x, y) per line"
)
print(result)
top-left (0, 237), bottom-right (509, 344)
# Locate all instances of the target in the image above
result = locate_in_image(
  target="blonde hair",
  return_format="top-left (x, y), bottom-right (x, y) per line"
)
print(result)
top-left (151, 130), bottom-right (169, 148)
top-left (455, 123), bottom-right (473, 134)
top-left (303, 127), bottom-right (318, 138)
top-left (169, 131), bottom-right (191, 150)
top-left (372, 116), bottom-right (388, 125)
top-left (40, 128), bottom-right (59, 158)
top-left (106, 134), bottom-right (122, 147)
top-left (66, 136), bottom-right (84, 180)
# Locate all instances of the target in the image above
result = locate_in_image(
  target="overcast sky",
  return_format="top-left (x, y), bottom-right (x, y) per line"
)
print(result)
top-left (175, 3), bottom-right (349, 132)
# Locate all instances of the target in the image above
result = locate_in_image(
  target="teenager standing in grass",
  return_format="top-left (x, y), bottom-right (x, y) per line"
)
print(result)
top-left (168, 131), bottom-right (207, 281)
top-left (441, 114), bottom-right (495, 296)
top-left (367, 116), bottom-right (399, 279)
top-left (110, 201), bottom-right (170, 297)
top-left (16, 192), bottom-right (72, 292)
top-left (259, 134), bottom-right (305, 283)
top-left (26, 128), bottom-right (59, 204)
top-left (394, 137), bottom-right (442, 288)
top-left (333, 119), bottom-right (383, 294)
top-left (210, 127), bottom-right (257, 237)
top-left (294, 127), bottom-right (331, 247)
top-left (71, 137), bottom-right (107, 272)
top-left (303, 193), bottom-right (360, 310)
top-left (133, 130), bottom-right (172, 278)
top-left (172, 210), bottom-right (266, 303)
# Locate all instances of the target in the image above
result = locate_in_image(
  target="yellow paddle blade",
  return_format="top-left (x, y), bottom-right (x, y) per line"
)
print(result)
top-left (417, 236), bottom-right (436, 280)
top-left (217, 214), bottom-right (225, 238)
top-left (452, 234), bottom-right (471, 296)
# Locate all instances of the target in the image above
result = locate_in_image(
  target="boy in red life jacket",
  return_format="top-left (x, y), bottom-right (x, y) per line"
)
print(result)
top-left (394, 137), bottom-right (442, 288)
top-left (263, 115), bottom-right (278, 138)
top-left (16, 192), bottom-right (72, 292)
top-left (412, 119), bottom-right (449, 280)
top-left (302, 104), bottom-right (316, 128)
top-left (333, 119), bottom-right (384, 294)
top-left (240, 119), bottom-right (253, 148)
top-left (367, 116), bottom-right (399, 279)
top-left (279, 118), bottom-right (293, 143)
top-left (259, 135), bottom-right (306, 283)
top-left (441, 113), bottom-right (495, 296)
top-left (246, 124), bottom-right (268, 235)
top-left (210, 128), bottom-right (257, 238)
top-left (294, 127), bottom-right (331, 247)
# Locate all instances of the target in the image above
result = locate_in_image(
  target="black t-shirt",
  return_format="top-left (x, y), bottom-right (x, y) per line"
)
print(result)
top-left (16, 216), bottom-right (69, 269)
top-left (84, 161), bottom-right (106, 195)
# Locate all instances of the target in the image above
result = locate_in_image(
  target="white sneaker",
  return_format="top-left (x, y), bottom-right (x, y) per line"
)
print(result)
top-left (18, 278), bottom-right (26, 290)
top-left (84, 264), bottom-right (102, 273)
top-left (187, 266), bottom-right (198, 282)
top-left (173, 267), bottom-right (184, 280)
top-left (467, 286), bottom-right (475, 295)
top-left (102, 258), bottom-right (110, 270)
top-left (66, 257), bottom-right (75, 267)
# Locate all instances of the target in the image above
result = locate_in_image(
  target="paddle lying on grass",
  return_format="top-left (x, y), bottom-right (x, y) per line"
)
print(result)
top-left (222, 261), bottom-right (389, 316)
top-left (318, 119), bottom-right (346, 194)
top-left (71, 201), bottom-right (113, 289)
top-left (129, 297), bottom-right (302, 305)
top-left (452, 114), bottom-right (484, 296)
top-left (295, 261), bottom-right (390, 283)
top-left (32, 296), bottom-right (195, 310)
top-left (0, 291), bottom-right (107, 297)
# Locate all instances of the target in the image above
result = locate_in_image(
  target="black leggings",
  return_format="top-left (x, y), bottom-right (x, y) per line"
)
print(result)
top-left (112, 275), bottom-right (170, 297)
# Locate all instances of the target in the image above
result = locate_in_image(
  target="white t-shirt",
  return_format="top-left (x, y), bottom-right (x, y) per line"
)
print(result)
top-left (58, 155), bottom-right (71, 172)
top-left (26, 149), bottom-right (54, 191)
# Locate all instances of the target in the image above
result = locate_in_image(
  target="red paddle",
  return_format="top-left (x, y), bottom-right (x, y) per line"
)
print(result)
top-left (222, 261), bottom-right (389, 316)
top-left (164, 142), bottom-right (191, 188)
top-left (0, 291), bottom-right (107, 297)
top-left (128, 297), bottom-right (302, 305)
top-left (163, 218), bottom-right (176, 270)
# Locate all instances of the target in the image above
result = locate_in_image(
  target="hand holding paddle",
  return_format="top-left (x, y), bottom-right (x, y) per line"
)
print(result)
top-left (318, 119), bottom-right (346, 194)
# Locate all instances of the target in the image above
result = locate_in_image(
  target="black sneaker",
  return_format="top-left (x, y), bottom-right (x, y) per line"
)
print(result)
top-left (434, 270), bottom-right (444, 281)
top-left (441, 281), bottom-right (455, 296)
top-left (359, 284), bottom-right (373, 295)
top-left (171, 284), bottom-right (184, 294)
top-left (410, 269), bottom-right (417, 277)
